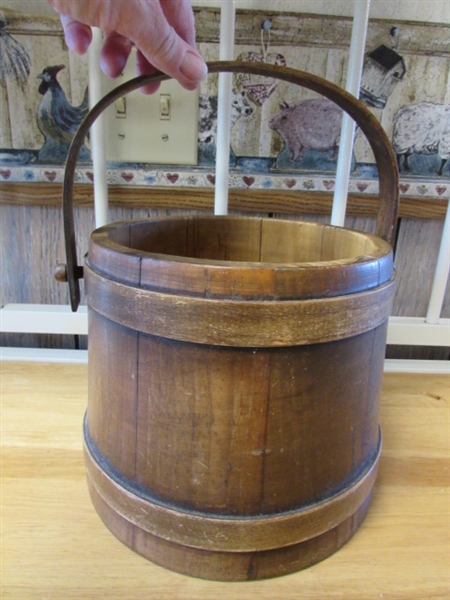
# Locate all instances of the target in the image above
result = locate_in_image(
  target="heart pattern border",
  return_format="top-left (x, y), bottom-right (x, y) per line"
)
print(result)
top-left (2, 165), bottom-right (447, 201)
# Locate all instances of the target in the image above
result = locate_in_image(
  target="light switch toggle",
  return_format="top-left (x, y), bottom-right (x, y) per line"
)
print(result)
top-left (115, 97), bottom-right (127, 118)
top-left (160, 94), bottom-right (171, 120)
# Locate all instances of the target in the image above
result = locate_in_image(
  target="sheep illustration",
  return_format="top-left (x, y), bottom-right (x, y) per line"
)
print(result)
top-left (392, 102), bottom-right (450, 176)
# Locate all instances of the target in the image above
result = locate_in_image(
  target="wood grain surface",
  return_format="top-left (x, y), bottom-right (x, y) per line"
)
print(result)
top-left (2, 361), bottom-right (448, 598)
top-left (1, 182), bottom-right (448, 220)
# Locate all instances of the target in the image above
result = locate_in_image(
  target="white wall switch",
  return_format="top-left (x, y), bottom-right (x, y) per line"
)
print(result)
top-left (159, 94), bottom-right (171, 120)
top-left (102, 49), bottom-right (199, 165)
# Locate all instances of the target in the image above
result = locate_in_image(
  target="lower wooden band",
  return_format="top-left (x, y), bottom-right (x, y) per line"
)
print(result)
top-left (84, 426), bottom-right (381, 553)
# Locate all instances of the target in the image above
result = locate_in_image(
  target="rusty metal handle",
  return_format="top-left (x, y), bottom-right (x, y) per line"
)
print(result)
top-left (59, 60), bottom-right (399, 311)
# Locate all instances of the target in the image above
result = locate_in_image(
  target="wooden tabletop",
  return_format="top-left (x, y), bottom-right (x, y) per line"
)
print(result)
top-left (2, 361), bottom-right (449, 599)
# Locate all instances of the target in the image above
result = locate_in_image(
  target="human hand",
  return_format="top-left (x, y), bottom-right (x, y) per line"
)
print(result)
top-left (46, 0), bottom-right (207, 94)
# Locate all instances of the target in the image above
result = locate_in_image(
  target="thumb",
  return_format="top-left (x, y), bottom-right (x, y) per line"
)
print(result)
top-left (154, 41), bottom-right (207, 91)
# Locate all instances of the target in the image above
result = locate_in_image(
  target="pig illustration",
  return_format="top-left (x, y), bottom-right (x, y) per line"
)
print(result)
top-left (269, 98), bottom-right (343, 161)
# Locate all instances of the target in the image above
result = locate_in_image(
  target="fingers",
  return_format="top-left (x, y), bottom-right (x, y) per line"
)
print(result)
top-left (127, 0), bottom-right (207, 91)
top-left (134, 44), bottom-right (205, 92)
top-left (160, 0), bottom-right (197, 48)
top-left (100, 32), bottom-right (133, 78)
top-left (48, 0), bottom-right (207, 93)
top-left (101, 33), bottom-right (162, 94)
top-left (59, 14), bottom-right (92, 54)
top-left (135, 50), bottom-right (162, 95)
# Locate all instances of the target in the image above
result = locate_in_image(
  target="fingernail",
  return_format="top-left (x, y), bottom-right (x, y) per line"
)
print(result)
top-left (180, 51), bottom-right (208, 83)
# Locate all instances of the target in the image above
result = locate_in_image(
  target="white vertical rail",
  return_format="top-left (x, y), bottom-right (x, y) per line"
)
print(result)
top-left (88, 28), bottom-right (109, 227)
top-left (331, 0), bottom-right (371, 226)
top-left (214, 0), bottom-right (236, 216)
top-left (426, 197), bottom-right (450, 324)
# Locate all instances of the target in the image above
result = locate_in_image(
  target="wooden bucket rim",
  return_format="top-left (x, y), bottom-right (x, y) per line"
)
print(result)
top-left (87, 215), bottom-right (394, 301)
top-left (94, 215), bottom-right (392, 269)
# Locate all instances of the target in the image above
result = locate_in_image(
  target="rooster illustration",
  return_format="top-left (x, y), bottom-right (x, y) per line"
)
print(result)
top-left (36, 64), bottom-right (89, 163)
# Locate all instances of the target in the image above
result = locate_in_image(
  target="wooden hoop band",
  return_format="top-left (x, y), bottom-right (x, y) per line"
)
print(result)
top-left (84, 427), bottom-right (381, 553)
top-left (85, 263), bottom-right (395, 347)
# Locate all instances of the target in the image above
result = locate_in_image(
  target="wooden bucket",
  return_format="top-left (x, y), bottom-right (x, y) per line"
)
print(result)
top-left (57, 62), bottom-right (398, 581)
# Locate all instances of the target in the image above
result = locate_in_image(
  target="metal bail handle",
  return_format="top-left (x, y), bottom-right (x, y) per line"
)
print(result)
top-left (58, 60), bottom-right (399, 311)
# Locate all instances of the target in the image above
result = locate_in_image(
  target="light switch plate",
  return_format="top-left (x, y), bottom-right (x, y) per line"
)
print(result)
top-left (102, 49), bottom-right (199, 165)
